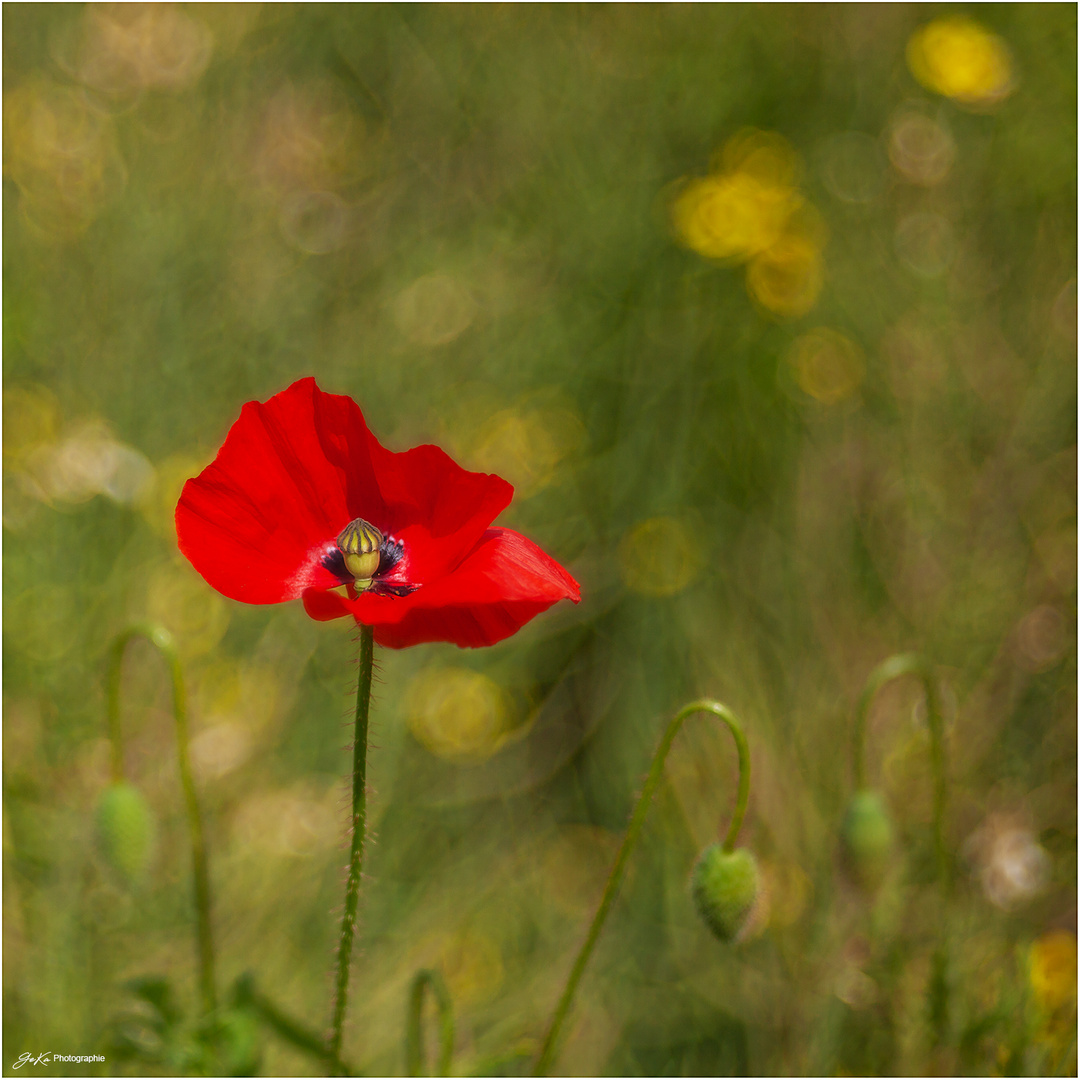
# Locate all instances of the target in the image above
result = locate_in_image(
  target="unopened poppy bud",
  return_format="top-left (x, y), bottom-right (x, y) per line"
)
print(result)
top-left (337, 517), bottom-right (383, 585)
top-left (690, 844), bottom-right (760, 942)
top-left (841, 790), bottom-right (894, 889)
top-left (96, 781), bottom-right (155, 886)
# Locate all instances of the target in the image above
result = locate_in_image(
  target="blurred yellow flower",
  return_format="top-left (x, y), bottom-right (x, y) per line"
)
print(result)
top-left (719, 128), bottom-right (803, 189)
top-left (747, 233), bottom-right (824, 317)
top-left (789, 328), bottom-right (865, 404)
top-left (618, 516), bottom-right (703, 597)
top-left (405, 667), bottom-right (512, 763)
top-left (673, 131), bottom-right (804, 263)
top-left (672, 130), bottom-right (825, 317)
top-left (906, 16), bottom-right (1015, 107)
top-left (1030, 931), bottom-right (1078, 1014)
top-left (673, 172), bottom-right (801, 262)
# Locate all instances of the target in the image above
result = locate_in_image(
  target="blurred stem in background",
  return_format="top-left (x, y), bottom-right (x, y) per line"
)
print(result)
top-left (533, 699), bottom-right (752, 1076)
top-left (233, 972), bottom-right (353, 1075)
top-left (851, 654), bottom-right (950, 892)
top-left (106, 624), bottom-right (217, 1015)
top-left (328, 623), bottom-right (374, 1069)
top-left (850, 654), bottom-right (952, 1047)
top-left (405, 968), bottom-right (454, 1077)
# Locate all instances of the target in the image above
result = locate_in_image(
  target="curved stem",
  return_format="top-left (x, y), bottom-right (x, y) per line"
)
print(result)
top-left (233, 973), bottom-right (353, 1075)
top-left (850, 653), bottom-right (949, 890)
top-left (532, 698), bottom-right (750, 1076)
top-left (405, 968), bottom-right (454, 1077)
top-left (328, 624), bottom-right (374, 1070)
top-left (106, 623), bottom-right (216, 1014)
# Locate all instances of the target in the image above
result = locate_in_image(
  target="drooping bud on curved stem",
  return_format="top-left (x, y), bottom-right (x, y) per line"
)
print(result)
top-left (849, 654), bottom-right (952, 1045)
top-left (840, 789), bottom-right (894, 890)
top-left (96, 780), bottom-right (155, 888)
top-left (405, 968), bottom-right (454, 1077)
top-left (533, 699), bottom-right (753, 1076)
top-left (105, 623), bottom-right (216, 1015)
top-left (690, 844), bottom-right (761, 943)
top-left (849, 653), bottom-right (949, 893)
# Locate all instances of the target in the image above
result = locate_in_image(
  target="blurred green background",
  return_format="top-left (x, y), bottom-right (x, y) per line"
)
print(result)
top-left (3, 4), bottom-right (1076, 1076)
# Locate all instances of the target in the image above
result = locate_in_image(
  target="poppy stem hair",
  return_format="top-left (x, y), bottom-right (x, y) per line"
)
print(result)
top-left (850, 653), bottom-right (949, 892)
top-left (328, 622), bottom-right (375, 1067)
top-left (533, 698), bottom-right (752, 1076)
top-left (105, 623), bottom-right (217, 1015)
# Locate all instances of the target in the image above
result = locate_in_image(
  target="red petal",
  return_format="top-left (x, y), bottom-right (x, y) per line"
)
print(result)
top-left (305, 528), bottom-right (580, 648)
top-left (176, 378), bottom-right (512, 604)
top-left (366, 441), bottom-right (513, 585)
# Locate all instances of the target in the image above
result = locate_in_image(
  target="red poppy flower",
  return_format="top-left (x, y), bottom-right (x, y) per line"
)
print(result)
top-left (175, 378), bottom-right (580, 648)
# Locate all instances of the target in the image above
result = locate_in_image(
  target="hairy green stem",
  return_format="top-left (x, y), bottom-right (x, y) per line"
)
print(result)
top-left (850, 653), bottom-right (949, 890)
top-left (533, 698), bottom-right (751, 1076)
top-left (405, 968), bottom-right (454, 1077)
top-left (106, 623), bottom-right (216, 1014)
top-left (328, 624), bottom-right (374, 1069)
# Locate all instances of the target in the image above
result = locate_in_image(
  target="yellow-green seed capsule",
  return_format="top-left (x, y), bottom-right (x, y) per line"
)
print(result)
top-left (96, 781), bottom-right (155, 887)
top-left (841, 789), bottom-right (894, 889)
top-left (337, 517), bottom-right (384, 589)
top-left (690, 844), bottom-right (760, 943)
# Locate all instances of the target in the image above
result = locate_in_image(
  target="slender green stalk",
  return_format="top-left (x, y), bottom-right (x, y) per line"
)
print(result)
top-left (233, 973), bottom-right (353, 1075)
top-left (851, 654), bottom-right (952, 1048)
top-left (405, 968), bottom-right (454, 1077)
top-left (533, 699), bottom-right (751, 1076)
top-left (850, 653), bottom-right (949, 890)
top-left (106, 623), bottom-right (217, 1014)
top-left (328, 624), bottom-right (375, 1070)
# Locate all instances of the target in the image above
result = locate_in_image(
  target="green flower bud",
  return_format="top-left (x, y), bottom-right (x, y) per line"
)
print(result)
top-left (690, 844), bottom-right (760, 943)
top-left (96, 781), bottom-right (155, 886)
top-left (841, 789), bottom-right (894, 889)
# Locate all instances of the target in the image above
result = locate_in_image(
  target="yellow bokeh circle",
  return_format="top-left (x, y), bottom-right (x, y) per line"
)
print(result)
top-left (470, 405), bottom-right (585, 499)
top-left (618, 516), bottom-right (703, 598)
top-left (1030, 931), bottom-right (1078, 1014)
top-left (670, 129), bottom-right (825, 318)
top-left (405, 667), bottom-right (512, 763)
top-left (673, 173), bottom-right (801, 263)
top-left (145, 567), bottom-right (230, 658)
top-left (906, 16), bottom-right (1014, 107)
top-left (746, 235), bottom-right (824, 318)
top-left (4, 81), bottom-right (126, 235)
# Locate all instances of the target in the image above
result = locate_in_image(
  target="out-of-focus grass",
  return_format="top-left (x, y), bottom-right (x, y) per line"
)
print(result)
top-left (3, 4), bottom-right (1075, 1076)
